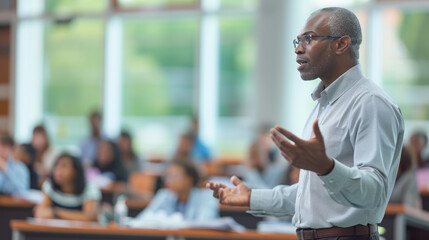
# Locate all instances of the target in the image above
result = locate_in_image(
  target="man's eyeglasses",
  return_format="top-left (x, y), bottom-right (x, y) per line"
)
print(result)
top-left (293, 35), bottom-right (341, 49)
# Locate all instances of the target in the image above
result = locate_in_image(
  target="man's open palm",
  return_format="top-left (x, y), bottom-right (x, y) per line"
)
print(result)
top-left (206, 176), bottom-right (251, 207)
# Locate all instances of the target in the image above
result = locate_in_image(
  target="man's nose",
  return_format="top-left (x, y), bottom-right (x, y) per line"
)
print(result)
top-left (295, 43), bottom-right (305, 54)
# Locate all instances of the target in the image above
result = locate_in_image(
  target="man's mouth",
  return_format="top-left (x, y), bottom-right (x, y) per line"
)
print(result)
top-left (296, 59), bottom-right (309, 71)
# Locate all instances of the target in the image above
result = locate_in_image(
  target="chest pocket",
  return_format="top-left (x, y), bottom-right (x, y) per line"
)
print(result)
top-left (321, 126), bottom-right (347, 159)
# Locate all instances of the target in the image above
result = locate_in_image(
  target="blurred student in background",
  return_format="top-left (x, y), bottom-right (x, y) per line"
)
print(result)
top-left (136, 160), bottom-right (218, 221)
top-left (117, 131), bottom-right (141, 177)
top-left (14, 143), bottom-right (38, 190)
top-left (80, 111), bottom-right (105, 165)
top-left (389, 146), bottom-right (421, 208)
top-left (409, 131), bottom-right (428, 168)
top-left (175, 132), bottom-right (211, 163)
top-left (34, 153), bottom-right (101, 221)
top-left (32, 125), bottom-right (58, 181)
top-left (174, 133), bottom-right (197, 162)
top-left (189, 117), bottom-right (212, 162)
top-left (243, 126), bottom-right (287, 189)
top-left (283, 165), bottom-right (300, 186)
top-left (0, 133), bottom-right (29, 195)
top-left (93, 141), bottom-right (128, 182)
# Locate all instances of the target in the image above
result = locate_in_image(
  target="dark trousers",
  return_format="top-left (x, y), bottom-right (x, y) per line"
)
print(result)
top-left (315, 233), bottom-right (380, 240)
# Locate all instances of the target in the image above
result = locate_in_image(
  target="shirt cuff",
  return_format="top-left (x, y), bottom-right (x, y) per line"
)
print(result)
top-left (319, 158), bottom-right (352, 194)
top-left (250, 189), bottom-right (274, 211)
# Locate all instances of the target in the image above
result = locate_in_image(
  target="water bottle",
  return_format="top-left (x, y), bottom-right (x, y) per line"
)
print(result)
top-left (114, 195), bottom-right (128, 227)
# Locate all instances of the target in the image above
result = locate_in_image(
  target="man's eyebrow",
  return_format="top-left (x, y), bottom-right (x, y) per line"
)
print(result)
top-left (297, 31), bottom-right (316, 38)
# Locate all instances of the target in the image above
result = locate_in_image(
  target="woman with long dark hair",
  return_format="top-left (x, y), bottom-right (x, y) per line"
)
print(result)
top-left (34, 153), bottom-right (101, 221)
top-left (32, 125), bottom-right (58, 185)
top-left (117, 131), bottom-right (141, 176)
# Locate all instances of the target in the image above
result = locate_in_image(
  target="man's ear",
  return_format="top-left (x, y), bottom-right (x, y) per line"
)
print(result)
top-left (334, 35), bottom-right (351, 55)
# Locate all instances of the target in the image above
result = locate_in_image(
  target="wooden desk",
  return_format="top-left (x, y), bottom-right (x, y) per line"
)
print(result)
top-left (11, 219), bottom-right (297, 240)
top-left (0, 195), bottom-right (35, 240)
top-left (381, 204), bottom-right (429, 240)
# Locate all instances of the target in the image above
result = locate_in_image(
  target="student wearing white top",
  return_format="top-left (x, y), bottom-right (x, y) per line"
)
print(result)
top-left (34, 153), bottom-right (101, 221)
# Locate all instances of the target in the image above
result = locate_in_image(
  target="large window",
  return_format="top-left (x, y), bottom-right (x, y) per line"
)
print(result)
top-left (122, 17), bottom-right (198, 155)
top-left (43, 19), bottom-right (104, 146)
top-left (14, 0), bottom-right (257, 158)
top-left (217, 16), bottom-right (255, 155)
top-left (382, 9), bottom-right (429, 122)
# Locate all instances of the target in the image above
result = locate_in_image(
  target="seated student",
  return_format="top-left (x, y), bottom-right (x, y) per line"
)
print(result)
top-left (92, 141), bottom-right (128, 182)
top-left (189, 117), bottom-right (212, 162)
top-left (136, 160), bottom-right (218, 221)
top-left (117, 131), bottom-right (141, 177)
top-left (243, 140), bottom-right (288, 189)
top-left (34, 153), bottom-right (101, 221)
top-left (282, 165), bottom-right (300, 186)
top-left (389, 146), bottom-right (421, 208)
top-left (174, 132), bottom-right (211, 163)
top-left (13, 144), bottom-right (39, 190)
top-left (409, 131), bottom-right (428, 168)
top-left (80, 111), bottom-right (106, 165)
top-left (32, 125), bottom-right (58, 182)
top-left (0, 133), bottom-right (29, 195)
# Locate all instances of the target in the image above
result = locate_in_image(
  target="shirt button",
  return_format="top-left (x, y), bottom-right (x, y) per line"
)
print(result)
top-left (329, 191), bottom-right (334, 195)
top-left (322, 106), bottom-right (325, 110)
top-left (329, 180), bottom-right (334, 184)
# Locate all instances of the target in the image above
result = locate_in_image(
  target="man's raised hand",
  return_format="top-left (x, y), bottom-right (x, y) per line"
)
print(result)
top-left (270, 119), bottom-right (334, 176)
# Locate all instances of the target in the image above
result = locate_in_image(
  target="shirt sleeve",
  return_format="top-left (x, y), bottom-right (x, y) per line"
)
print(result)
top-left (248, 184), bottom-right (298, 217)
top-left (319, 94), bottom-right (404, 209)
top-left (4, 160), bottom-right (29, 194)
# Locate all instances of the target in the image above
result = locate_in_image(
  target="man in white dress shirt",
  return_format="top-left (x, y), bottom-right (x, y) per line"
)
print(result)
top-left (207, 7), bottom-right (404, 240)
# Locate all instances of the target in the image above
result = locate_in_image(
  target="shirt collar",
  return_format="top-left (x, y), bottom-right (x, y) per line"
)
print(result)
top-left (311, 64), bottom-right (364, 104)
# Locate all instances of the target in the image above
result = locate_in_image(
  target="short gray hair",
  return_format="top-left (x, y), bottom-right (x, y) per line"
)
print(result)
top-left (310, 7), bottom-right (362, 60)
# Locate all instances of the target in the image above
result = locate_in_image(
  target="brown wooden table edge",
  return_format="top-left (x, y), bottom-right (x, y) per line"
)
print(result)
top-left (10, 220), bottom-right (297, 240)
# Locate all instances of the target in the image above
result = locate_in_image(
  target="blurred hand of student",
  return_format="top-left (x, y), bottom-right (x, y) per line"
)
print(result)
top-left (206, 176), bottom-right (251, 207)
top-left (34, 205), bottom-right (54, 219)
top-left (0, 156), bottom-right (7, 172)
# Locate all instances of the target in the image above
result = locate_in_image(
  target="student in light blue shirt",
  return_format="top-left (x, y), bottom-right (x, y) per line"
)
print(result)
top-left (175, 132), bottom-right (212, 164)
top-left (137, 160), bottom-right (218, 221)
top-left (243, 127), bottom-right (287, 189)
top-left (0, 134), bottom-right (29, 195)
top-left (80, 111), bottom-right (106, 165)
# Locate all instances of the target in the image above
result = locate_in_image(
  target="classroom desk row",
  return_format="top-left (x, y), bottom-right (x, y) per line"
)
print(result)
top-left (10, 219), bottom-right (296, 240)
top-left (0, 195), bottom-right (261, 240)
top-left (5, 191), bottom-right (429, 240)
top-left (9, 204), bottom-right (429, 240)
